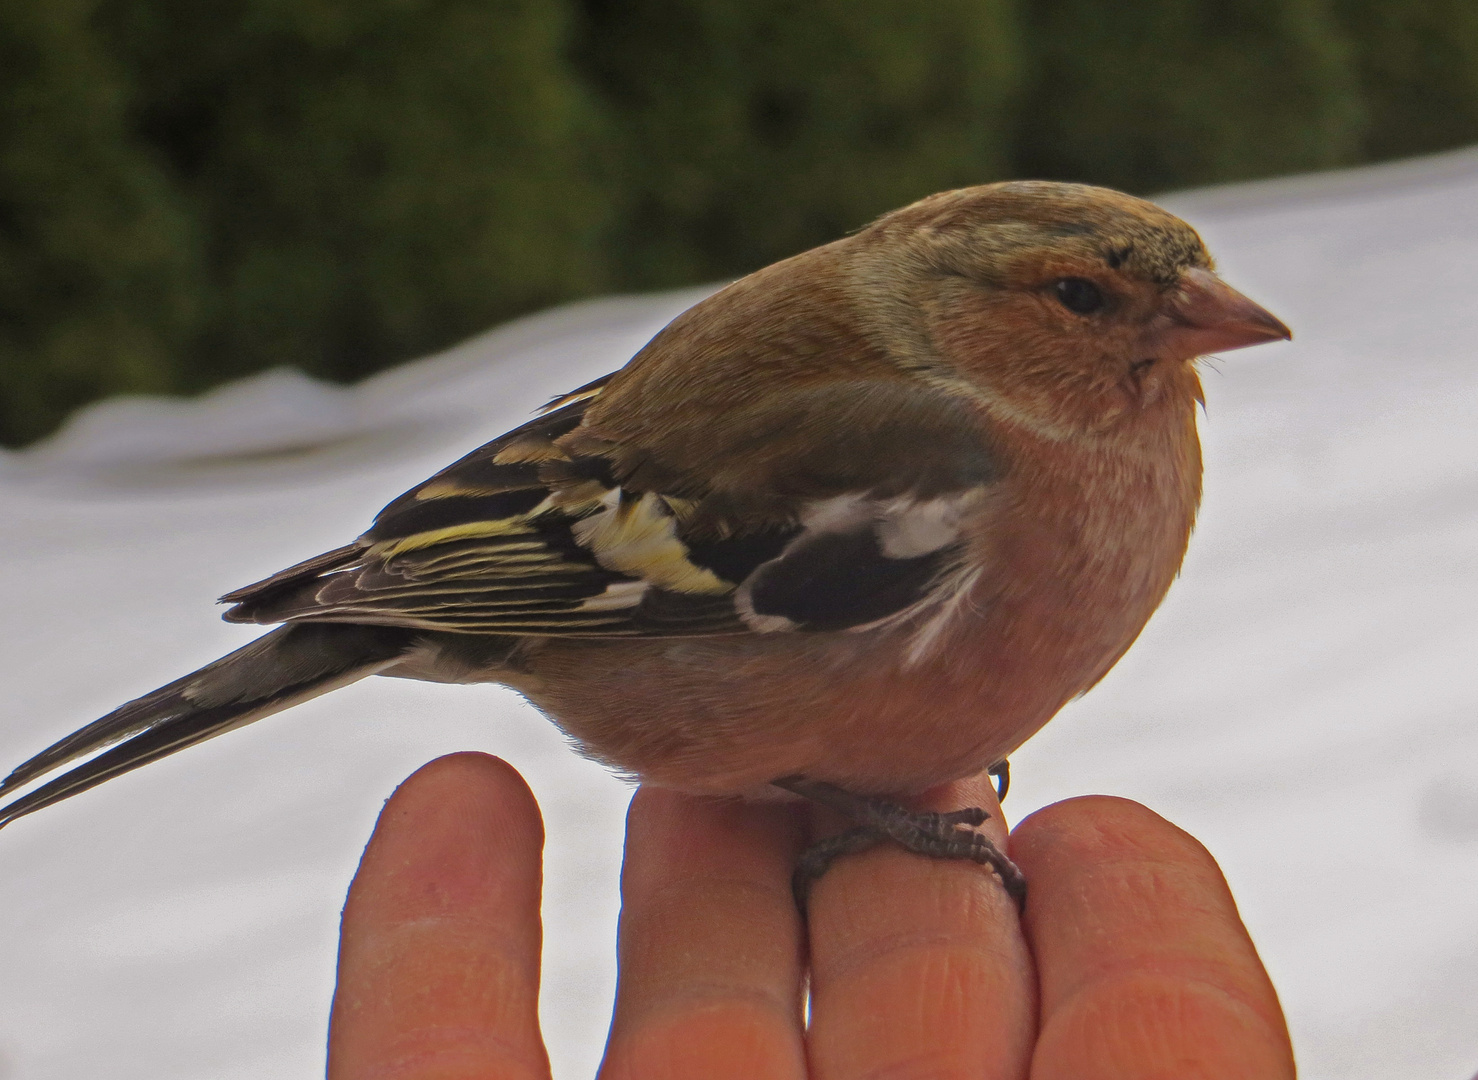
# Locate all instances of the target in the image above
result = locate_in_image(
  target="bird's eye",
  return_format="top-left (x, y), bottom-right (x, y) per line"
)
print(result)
top-left (1053, 277), bottom-right (1105, 315)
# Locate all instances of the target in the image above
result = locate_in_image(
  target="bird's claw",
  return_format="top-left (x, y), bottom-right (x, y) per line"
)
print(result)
top-left (776, 776), bottom-right (1027, 913)
top-left (988, 759), bottom-right (1010, 802)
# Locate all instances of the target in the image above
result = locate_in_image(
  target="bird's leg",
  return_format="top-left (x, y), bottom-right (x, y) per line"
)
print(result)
top-left (773, 775), bottom-right (1026, 912)
top-left (987, 758), bottom-right (1010, 802)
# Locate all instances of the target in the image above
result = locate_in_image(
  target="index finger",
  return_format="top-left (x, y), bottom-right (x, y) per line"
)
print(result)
top-left (1011, 796), bottom-right (1294, 1080)
top-left (328, 752), bottom-right (551, 1080)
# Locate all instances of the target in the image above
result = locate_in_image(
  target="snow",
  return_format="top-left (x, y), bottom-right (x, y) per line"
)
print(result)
top-left (2, 149), bottom-right (1478, 1079)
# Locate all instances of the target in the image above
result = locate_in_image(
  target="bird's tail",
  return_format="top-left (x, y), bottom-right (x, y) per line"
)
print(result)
top-left (0, 623), bottom-right (414, 830)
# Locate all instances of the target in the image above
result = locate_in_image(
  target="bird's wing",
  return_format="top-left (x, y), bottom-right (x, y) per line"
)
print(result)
top-left (221, 374), bottom-right (1001, 637)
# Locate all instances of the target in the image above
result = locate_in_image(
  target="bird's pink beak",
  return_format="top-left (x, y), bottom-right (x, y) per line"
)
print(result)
top-left (1150, 267), bottom-right (1291, 361)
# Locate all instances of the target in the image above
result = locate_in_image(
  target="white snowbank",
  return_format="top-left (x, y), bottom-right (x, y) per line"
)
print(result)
top-left (2, 152), bottom-right (1477, 1079)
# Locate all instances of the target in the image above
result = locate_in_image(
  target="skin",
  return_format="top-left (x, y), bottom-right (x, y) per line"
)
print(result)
top-left (329, 753), bottom-right (1295, 1079)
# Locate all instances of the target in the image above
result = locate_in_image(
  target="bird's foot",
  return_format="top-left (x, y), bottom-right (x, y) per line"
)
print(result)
top-left (774, 776), bottom-right (1026, 913)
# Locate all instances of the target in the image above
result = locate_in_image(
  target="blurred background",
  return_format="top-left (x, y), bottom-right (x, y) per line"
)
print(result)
top-left (3, 0), bottom-right (1478, 447)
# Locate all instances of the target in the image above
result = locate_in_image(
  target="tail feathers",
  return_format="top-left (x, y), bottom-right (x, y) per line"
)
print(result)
top-left (0, 623), bottom-right (413, 830)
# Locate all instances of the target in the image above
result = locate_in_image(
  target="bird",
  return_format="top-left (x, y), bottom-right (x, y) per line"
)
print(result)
top-left (0, 181), bottom-right (1289, 901)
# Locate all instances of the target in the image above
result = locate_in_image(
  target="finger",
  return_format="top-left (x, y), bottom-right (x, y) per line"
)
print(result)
top-left (329, 752), bottom-right (550, 1080)
top-left (806, 772), bottom-right (1036, 1080)
top-left (1012, 796), bottom-right (1294, 1080)
top-left (598, 788), bottom-right (808, 1080)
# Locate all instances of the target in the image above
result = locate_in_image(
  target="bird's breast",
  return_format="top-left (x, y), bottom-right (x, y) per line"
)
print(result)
top-left (955, 416), bottom-right (1202, 688)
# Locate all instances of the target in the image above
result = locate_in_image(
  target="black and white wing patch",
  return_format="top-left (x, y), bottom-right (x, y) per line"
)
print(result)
top-left (221, 376), bottom-right (996, 641)
top-left (738, 492), bottom-right (982, 633)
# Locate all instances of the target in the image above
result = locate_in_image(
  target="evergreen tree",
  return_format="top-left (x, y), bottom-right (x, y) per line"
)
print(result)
top-left (5, 0), bottom-right (1478, 446)
top-left (0, 0), bottom-right (198, 445)
top-left (1014, 0), bottom-right (1364, 192)
top-left (576, 0), bottom-right (1020, 286)
top-left (1333, 0), bottom-right (1478, 160)
top-left (97, 0), bottom-right (604, 391)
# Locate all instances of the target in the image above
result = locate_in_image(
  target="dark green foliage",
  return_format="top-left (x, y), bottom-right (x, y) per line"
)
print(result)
top-left (0, 0), bottom-right (198, 445)
top-left (3, 0), bottom-right (1478, 446)
top-left (1014, 0), bottom-right (1363, 193)
top-left (1332, 0), bottom-right (1478, 159)
top-left (99, 0), bottom-right (604, 389)
top-left (1, 0), bottom-right (600, 445)
top-left (575, 0), bottom-right (1019, 286)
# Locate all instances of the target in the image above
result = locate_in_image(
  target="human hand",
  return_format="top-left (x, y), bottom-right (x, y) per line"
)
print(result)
top-left (328, 753), bottom-right (1294, 1079)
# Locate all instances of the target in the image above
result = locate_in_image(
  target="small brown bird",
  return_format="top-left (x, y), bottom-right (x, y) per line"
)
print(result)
top-left (0, 182), bottom-right (1289, 899)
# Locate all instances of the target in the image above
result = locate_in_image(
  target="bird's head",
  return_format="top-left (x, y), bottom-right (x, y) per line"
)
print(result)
top-left (845, 181), bottom-right (1290, 440)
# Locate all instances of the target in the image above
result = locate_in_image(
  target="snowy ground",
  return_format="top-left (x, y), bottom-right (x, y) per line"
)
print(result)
top-left (2, 149), bottom-right (1477, 1080)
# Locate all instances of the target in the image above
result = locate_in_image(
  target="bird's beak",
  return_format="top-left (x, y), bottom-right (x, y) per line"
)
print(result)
top-left (1151, 267), bottom-right (1292, 361)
